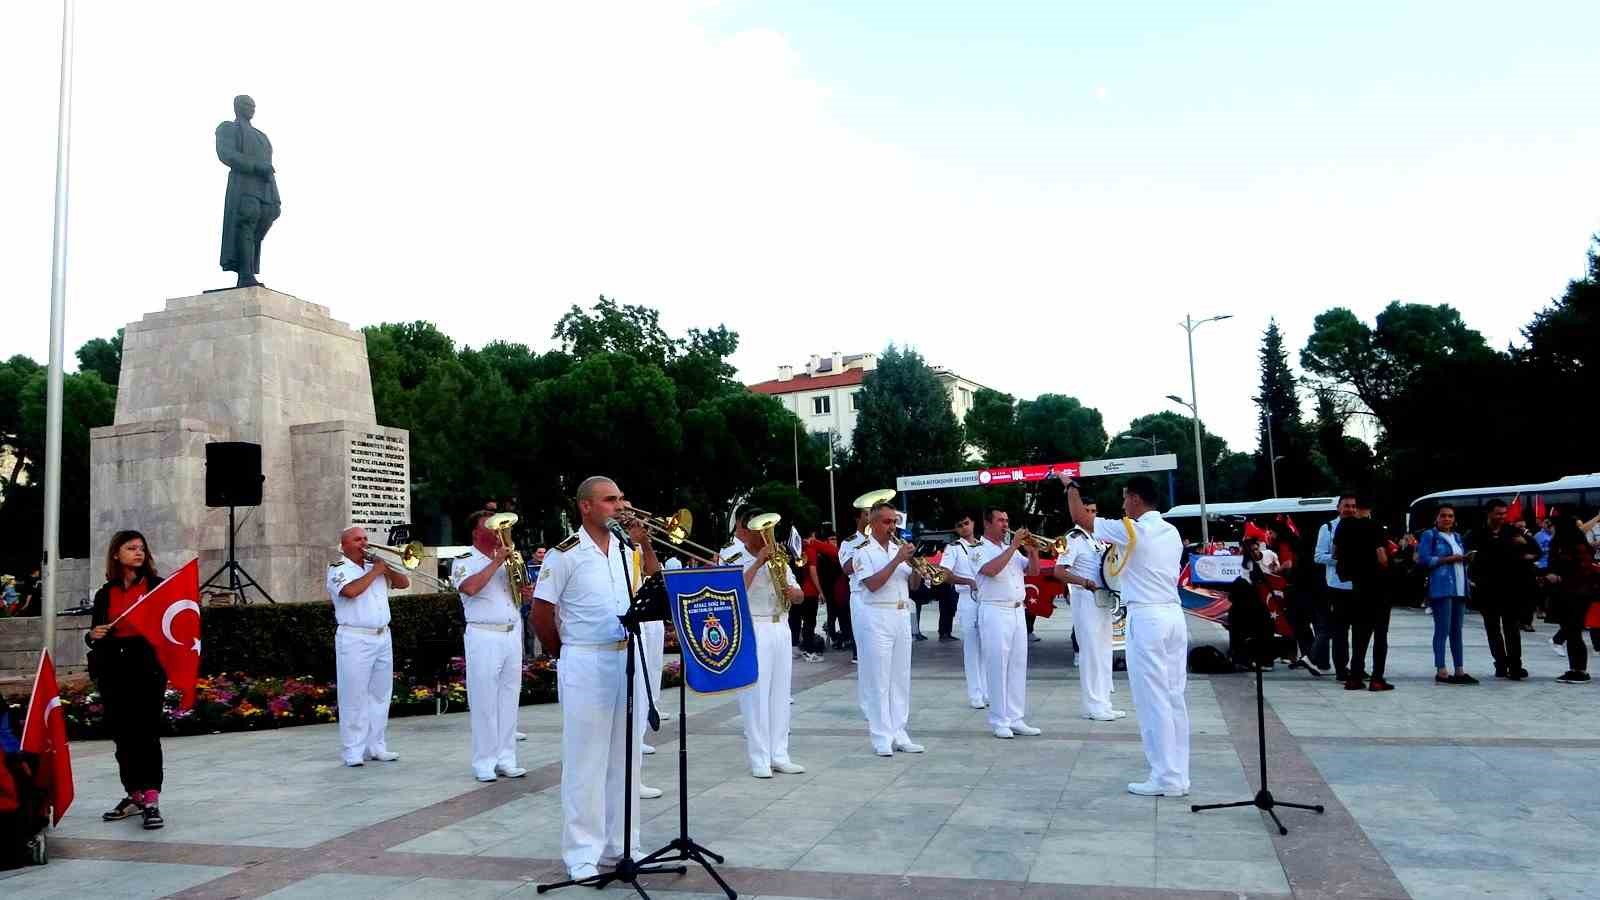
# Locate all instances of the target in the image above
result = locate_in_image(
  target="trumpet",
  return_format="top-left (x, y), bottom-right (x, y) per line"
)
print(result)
top-left (614, 505), bottom-right (724, 567)
top-left (366, 541), bottom-right (455, 591)
top-left (1005, 529), bottom-right (1069, 556)
top-left (891, 534), bottom-right (950, 586)
top-left (747, 512), bottom-right (794, 611)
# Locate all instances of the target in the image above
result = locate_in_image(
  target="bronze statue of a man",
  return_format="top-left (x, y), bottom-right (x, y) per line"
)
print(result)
top-left (216, 95), bottom-right (281, 288)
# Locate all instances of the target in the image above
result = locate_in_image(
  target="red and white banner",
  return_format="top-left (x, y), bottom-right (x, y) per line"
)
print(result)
top-left (111, 558), bottom-right (204, 709)
top-left (977, 462), bottom-right (1081, 486)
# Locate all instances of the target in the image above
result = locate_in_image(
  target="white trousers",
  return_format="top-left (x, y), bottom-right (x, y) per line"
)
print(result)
top-left (335, 628), bottom-right (393, 764)
top-left (738, 621), bottom-right (794, 770)
top-left (1070, 592), bottom-right (1116, 718)
top-left (558, 645), bottom-right (646, 870)
top-left (850, 592), bottom-right (868, 717)
top-left (640, 620), bottom-right (665, 721)
top-left (1126, 604), bottom-right (1190, 791)
top-left (979, 603), bottom-right (1028, 730)
top-left (956, 593), bottom-right (987, 706)
top-left (464, 626), bottom-right (522, 778)
top-left (857, 603), bottom-right (912, 752)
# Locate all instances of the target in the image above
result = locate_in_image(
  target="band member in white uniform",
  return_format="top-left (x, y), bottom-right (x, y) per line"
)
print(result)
top-left (326, 526), bottom-right (406, 767)
top-left (451, 510), bottom-right (531, 782)
top-left (838, 505), bottom-right (871, 674)
top-left (1068, 475), bottom-right (1189, 796)
top-left (972, 508), bottom-right (1042, 739)
top-left (723, 510), bottom-right (806, 778)
top-left (1054, 497), bottom-right (1127, 722)
top-left (531, 476), bottom-right (658, 881)
top-left (941, 513), bottom-right (987, 709)
top-left (851, 501), bottom-right (927, 756)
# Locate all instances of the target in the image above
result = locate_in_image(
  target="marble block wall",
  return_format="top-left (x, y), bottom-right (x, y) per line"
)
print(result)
top-left (89, 287), bottom-right (410, 603)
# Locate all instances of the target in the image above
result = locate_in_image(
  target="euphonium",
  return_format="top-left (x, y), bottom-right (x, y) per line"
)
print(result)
top-left (483, 512), bottom-right (530, 596)
top-left (747, 512), bottom-right (793, 611)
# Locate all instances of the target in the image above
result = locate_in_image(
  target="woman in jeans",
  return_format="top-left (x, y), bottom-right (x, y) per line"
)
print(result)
top-left (1545, 515), bottom-right (1597, 684)
top-left (85, 530), bottom-right (168, 830)
top-left (1416, 505), bottom-right (1478, 685)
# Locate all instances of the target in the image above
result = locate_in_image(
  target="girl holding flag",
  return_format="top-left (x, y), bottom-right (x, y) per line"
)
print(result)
top-left (85, 530), bottom-right (168, 830)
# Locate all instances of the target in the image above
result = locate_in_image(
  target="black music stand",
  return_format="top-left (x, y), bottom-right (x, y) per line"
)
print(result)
top-left (538, 575), bottom-right (685, 898)
top-left (1191, 638), bottom-right (1324, 835)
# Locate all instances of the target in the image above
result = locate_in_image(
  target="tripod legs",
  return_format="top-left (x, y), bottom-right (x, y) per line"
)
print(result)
top-left (1191, 663), bottom-right (1324, 835)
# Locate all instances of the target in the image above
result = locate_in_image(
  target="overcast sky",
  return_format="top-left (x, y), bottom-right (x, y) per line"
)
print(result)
top-left (3, 1), bottom-right (1597, 454)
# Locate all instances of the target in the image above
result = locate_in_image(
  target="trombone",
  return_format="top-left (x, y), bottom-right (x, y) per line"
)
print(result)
top-left (366, 540), bottom-right (455, 591)
top-left (614, 505), bottom-right (725, 566)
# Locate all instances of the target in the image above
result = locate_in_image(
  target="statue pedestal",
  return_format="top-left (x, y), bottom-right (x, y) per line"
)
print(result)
top-left (90, 287), bottom-right (411, 603)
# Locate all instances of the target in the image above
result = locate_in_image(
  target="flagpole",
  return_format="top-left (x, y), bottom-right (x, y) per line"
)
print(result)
top-left (41, 0), bottom-right (77, 658)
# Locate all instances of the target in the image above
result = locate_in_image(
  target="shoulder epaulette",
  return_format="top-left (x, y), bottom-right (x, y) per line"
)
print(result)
top-left (555, 532), bottom-right (580, 552)
top-left (330, 560), bottom-right (342, 567)
top-left (454, 550), bottom-right (473, 559)
top-left (850, 535), bottom-right (870, 549)
top-left (724, 550), bottom-right (745, 563)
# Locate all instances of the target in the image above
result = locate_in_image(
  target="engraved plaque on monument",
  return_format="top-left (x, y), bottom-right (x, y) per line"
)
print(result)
top-left (348, 429), bottom-right (410, 537)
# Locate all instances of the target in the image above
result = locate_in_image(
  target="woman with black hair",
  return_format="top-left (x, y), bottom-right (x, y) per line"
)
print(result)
top-left (1544, 515), bottom-right (1597, 684)
top-left (85, 530), bottom-right (168, 829)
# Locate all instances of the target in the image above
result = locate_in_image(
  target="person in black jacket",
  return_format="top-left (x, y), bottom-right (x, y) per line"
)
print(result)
top-left (85, 530), bottom-right (168, 830)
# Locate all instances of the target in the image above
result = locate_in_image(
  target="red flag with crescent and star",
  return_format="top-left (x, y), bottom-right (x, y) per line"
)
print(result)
top-left (120, 558), bottom-right (204, 709)
top-left (21, 651), bottom-right (74, 825)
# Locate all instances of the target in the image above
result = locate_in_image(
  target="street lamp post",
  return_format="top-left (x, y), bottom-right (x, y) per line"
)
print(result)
top-left (1111, 432), bottom-right (1176, 504)
top-left (825, 429), bottom-right (838, 533)
top-left (1168, 313), bottom-right (1231, 546)
top-left (1264, 411), bottom-right (1279, 498)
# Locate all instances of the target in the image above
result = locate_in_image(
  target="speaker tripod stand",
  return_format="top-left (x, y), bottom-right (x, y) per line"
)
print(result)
top-left (1191, 652), bottom-right (1322, 834)
top-left (201, 505), bottom-right (273, 604)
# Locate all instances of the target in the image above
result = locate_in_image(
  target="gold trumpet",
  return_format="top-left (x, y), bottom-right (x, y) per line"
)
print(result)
top-left (615, 505), bottom-right (724, 566)
top-left (366, 541), bottom-right (455, 591)
top-left (1005, 529), bottom-right (1069, 556)
top-left (890, 534), bottom-right (949, 585)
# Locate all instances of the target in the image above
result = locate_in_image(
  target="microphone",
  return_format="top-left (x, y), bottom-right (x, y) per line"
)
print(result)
top-left (606, 518), bottom-right (636, 549)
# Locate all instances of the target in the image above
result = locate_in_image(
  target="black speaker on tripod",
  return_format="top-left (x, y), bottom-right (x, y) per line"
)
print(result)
top-left (202, 442), bottom-right (273, 603)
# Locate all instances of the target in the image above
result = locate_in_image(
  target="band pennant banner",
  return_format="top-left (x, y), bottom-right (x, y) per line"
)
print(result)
top-left (663, 566), bottom-right (758, 695)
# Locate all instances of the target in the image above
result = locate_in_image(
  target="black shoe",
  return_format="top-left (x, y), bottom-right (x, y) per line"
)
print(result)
top-left (1514, 667), bottom-right (1530, 680)
top-left (1449, 673), bottom-right (1480, 685)
top-left (913, 633), bottom-right (928, 641)
top-left (938, 635), bottom-right (957, 642)
top-left (1343, 678), bottom-right (1366, 691)
top-left (1435, 673), bottom-right (1452, 684)
top-left (102, 797), bottom-right (144, 822)
top-left (141, 805), bottom-right (165, 830)
top-left (1493, 666), bottom-right (1508, 679)
top-left (1556, 671), bottom-right (1591, 684)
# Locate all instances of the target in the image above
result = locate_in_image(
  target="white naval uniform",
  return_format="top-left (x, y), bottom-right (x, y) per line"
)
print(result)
top-left (1094, 510), bottom-right (1189, 792)
top-left (533, 529), bottom-right (648, 874)
top-left (971, 537), bottom-right (1031, 731)
top-left (1062, 528), bottom-right (1116, 719)
top-left (327, 557), bottom-right (394, 765)
top-left (839, 531), bottom-right (870, 714)
top-left (723, 543), bottom-right (795, 772)
top-left (942, 539), bottom-right (988, 707)
top-left (850, 535), bottom-right (916, 754)
top-left (451, 548), bottom-right (524, 780)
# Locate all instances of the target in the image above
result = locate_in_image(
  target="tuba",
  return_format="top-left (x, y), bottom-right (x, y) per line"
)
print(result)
top-left (747, 512), bottom-right (793, 612)
top-left (483, 512), bottom-right (531, 597)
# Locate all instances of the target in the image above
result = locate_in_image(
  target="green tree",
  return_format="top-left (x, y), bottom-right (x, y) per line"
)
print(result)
top-left (1252, 320), bottom-right (1326, 498)
top-left (850, 345), bottom-right (965, 521)
top-left (1515, 236), bottom-right (1599, 478)
top-left (1111, 411), bottom-right (1241, 507)
top-left (552, 296), bottom-right (680, 369)
top-left (963, 388), bottom-right (1023, 465)
top-left (75, 329), bottom-right (124, 386)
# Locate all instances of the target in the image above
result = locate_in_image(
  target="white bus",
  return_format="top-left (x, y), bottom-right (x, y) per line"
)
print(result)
top-left (1408, 473), bottom-right (1600, 531)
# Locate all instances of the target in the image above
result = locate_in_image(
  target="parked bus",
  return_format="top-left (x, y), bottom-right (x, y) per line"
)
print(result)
top-left (1408, 473), bottom-right (1600, 532)
top-left (1163, 496), bottom-right (1340, 544)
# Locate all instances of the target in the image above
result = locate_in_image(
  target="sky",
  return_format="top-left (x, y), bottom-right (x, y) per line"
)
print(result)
top-left (2, 0), bottom-right (1598, 455)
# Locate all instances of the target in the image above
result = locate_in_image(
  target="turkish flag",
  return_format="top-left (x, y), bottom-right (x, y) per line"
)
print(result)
top-left (1023, 575), bottom-right (1063, 618)
top-left (121, 559), bottom-right (203, 709)
top-left (21, 651), bottom-right (74, 825)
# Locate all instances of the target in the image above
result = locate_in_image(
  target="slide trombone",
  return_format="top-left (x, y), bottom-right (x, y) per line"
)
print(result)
top-left (614, 505), bottom-right (724, 566)
top-left (366, 540), bottom-right (455, 591)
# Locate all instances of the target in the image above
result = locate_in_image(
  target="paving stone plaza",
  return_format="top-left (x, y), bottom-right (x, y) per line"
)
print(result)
top-left (5, 608), bottom-right (1597, 899)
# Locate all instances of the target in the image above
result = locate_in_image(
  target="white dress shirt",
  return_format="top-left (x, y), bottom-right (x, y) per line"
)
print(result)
top-left (1093, 510), bottom-right (1182, 607)
top-left (1061, 528), bottom-right (1105, 605)
top-left (451, 547), bottom-right (522, 626)
top-left (971, 537), bottom-right (1028, 605)
top-left (326, 557), bottom-right (392, 629)
top-left (722, 541), bottom-right (784, 621)
top-left (532, 529), bottom-right (639, 645)
top-left (850, 536), bottom-right (913, 607)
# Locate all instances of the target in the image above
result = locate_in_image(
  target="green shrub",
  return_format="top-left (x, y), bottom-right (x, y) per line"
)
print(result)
top-left (201, 593), bottom-right (466, 679)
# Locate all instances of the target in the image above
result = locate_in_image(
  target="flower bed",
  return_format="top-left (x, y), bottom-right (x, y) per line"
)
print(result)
top-left (41, 656), bottom-right (683, 742)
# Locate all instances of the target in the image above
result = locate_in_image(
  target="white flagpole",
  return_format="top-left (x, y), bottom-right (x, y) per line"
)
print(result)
top-left (41, 0), bottom-right (77, 656)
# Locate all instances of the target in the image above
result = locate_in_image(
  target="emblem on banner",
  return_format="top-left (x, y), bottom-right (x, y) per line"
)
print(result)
top-left (680, 586), bottom-right (742, 674)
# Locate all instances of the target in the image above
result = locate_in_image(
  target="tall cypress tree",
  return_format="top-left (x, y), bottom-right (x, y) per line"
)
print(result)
top-left (1253, 319), bottom-right (1318, 497)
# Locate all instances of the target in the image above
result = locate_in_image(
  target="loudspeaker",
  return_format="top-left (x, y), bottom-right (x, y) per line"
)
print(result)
top-left (206, 442), bottom-right (264, 507)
